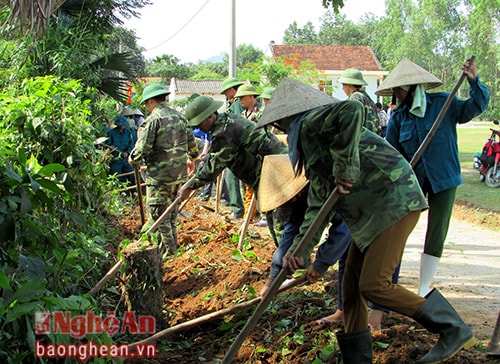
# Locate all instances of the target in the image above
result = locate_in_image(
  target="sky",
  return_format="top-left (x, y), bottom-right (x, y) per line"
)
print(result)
top-left (123, 0), bottom-right (386, 63)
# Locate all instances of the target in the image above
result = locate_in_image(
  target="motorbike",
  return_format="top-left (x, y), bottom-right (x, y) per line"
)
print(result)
top-left (473, 120), bottom-right (500, 188)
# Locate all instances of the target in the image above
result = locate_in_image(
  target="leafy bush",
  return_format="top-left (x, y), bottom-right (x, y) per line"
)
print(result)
top-left (0, 76), bottom-right (122, 361)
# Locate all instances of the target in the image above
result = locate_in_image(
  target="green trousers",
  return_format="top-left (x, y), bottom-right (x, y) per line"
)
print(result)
top-left (224, 168), bottom-right (244, 216)
top-left (422, 181), bottom-right (457, 257)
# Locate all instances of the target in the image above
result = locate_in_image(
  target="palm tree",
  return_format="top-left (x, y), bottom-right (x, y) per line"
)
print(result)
top-left (1, 0), bottom-right (149, 102)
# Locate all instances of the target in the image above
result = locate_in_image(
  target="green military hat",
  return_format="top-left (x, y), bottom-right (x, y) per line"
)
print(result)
top-left (338, 69), bottom-right (368, 86)
top-left (185, 96), bottom-right (223, 127)
top-left (261, 87), bottom-right (275, 100)
top-left (234, 84), bottom-right (260, 98)
top-left (220, 77), bottom-right (244, 94)
top-left (141, 84), bottom-right (170, 103)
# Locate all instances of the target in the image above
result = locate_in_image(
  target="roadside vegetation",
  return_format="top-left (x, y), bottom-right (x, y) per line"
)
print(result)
top-left (0, 0), bottom-right (498, 362)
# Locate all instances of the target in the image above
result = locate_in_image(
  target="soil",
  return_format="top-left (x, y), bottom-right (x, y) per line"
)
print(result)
top-left (120, 195), bottom-right (500, 364)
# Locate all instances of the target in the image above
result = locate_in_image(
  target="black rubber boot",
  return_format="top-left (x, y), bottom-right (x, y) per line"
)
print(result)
top-left (336, 328), bottom-right (372, 364)
top-left (413, 288), bottom-right (477, 363)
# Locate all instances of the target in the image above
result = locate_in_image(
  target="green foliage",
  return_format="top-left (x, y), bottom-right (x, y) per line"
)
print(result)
top-left (146, 54), bottom-right (195, 80)
top-left (3, 0), bottom-right (148, 103)
top-left (283, 21), bottom-right (319, 45)
top-left (223, 44), bottom-right (264, 69)
top-left (257, 56), bottom-right (322, 88)
top-left (0, 75), bottom-right (123, 360)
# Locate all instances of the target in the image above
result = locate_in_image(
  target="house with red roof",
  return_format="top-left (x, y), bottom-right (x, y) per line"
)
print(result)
top-left (271, 45), bottom-right (388, 101)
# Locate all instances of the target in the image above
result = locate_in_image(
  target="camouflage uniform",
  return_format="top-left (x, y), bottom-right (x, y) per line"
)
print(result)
top-left (287, 100), bottom-right (428, 256)
top-left (349, 90), bottom-right (382, 135)
top-left (187, 112), bottom-right (287, 193)
top-left (225, 98), bottom-right (245, 217)
top-left (130, 103), bottom-right (198, 256)
top-left (242, 103), bottom-right (262, 122)
top-left (240, 103), bottom-right (263, 219)
top-left (227, 98), bottom-right (244, 114)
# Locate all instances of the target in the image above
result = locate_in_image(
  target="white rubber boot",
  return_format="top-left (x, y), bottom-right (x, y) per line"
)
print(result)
top-left (418, 253), bottom-right (441, 297)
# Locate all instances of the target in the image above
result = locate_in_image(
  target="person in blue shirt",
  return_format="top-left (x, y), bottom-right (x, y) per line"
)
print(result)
top-left (379, 58), bottom-right (490, 297)
top-left (193, 127), bottom-right (216, 201)
top-left (107, 115), bottom-right (135, 186)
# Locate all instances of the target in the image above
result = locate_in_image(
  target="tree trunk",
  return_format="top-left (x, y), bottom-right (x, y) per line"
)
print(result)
top-left (120, 241), bottom-right (164, 329)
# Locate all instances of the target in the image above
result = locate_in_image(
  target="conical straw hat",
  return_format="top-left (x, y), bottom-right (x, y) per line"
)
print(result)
top-left (257, 154), bottom-right (308, 212)
top-left (257, 77), bottom-right (336, 128)
top-left (376, 58), bottom-right (442, 96)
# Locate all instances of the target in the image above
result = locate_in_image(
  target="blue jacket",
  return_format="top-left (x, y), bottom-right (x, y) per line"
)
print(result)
top-left (107, 127), bottom-right (134, 157)
top-left (193, 128), bottom-right (211, 143)
top-left (386, 77), bottom-right (489, 193)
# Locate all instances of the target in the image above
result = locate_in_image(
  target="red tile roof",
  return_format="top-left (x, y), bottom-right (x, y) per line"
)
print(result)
top-left (272, 45), bottom-right (383, 72)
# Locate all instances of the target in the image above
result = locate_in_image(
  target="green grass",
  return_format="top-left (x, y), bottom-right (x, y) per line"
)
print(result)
top-left (456, 120), bottom-right (499, 228)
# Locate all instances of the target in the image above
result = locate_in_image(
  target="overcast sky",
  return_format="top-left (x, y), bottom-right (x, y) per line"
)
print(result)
top-left (123, 0), bottom-right (386, 63)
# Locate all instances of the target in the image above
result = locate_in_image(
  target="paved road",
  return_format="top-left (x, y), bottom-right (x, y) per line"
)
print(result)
top-left (399, 210), bottom-right (500, 341)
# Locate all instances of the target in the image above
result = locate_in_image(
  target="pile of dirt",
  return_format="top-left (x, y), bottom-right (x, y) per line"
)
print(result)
top-left (122, 197), bottom-right (498, 364)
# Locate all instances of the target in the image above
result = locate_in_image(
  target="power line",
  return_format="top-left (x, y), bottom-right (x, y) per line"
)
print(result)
top-left (146, 0), bottom-right (212, 52)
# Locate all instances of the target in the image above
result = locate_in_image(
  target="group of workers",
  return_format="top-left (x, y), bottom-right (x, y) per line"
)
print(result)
top-left (118, 56), bottom-right (489, 363)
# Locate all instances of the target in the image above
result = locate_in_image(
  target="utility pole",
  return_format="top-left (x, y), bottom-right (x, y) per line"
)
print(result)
top-left (229, 0), bottom-right (236, 77)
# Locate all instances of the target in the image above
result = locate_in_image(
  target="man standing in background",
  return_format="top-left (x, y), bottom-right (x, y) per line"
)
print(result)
top-left (130, 84), bottom-right (199, 257)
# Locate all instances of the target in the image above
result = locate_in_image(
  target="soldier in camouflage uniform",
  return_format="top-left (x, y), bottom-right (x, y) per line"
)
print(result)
top-left (177, 96), bottom-right (287, 243)
top-left (258, 78), bottom-right (475, 364)
top-left (220, 77), bottom-right (246, 218)
top-left (339, 68), bottom-right (382, 135)
top-left (234, 84), bottom-right (264, 223)
top-left (130, 84), bottom-right (199, 257)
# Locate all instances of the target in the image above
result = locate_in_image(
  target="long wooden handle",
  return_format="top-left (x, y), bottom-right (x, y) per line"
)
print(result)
top-left (128, 276), bottom-right (307, 347)
top-left (222, 188), bottom-right (340, 363)
top-left (238, 194), bottom-right (257, 250)
top-left (133, 164), bottom-right (146, 225)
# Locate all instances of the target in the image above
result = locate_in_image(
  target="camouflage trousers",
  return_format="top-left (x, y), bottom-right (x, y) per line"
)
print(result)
top-left (146, 183), bottom-right (181, 258)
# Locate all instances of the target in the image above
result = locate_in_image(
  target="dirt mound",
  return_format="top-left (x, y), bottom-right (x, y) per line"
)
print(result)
top-left (123, 197), bottom-right (498, 364)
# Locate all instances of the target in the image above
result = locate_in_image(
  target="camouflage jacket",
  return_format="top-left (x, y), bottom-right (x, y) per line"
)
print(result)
top-left (350, 90), bottom-right (382, 135)
top-left (130, 103), bottom-right (198, 187)
top-left (188, 113), bottom-right (287, 192)
top-left (288, 100), bottom-right (428, 255)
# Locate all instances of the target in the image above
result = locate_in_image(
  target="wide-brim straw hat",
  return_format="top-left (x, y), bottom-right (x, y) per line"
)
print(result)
top-left (257, 154), bottom-right (308, 212)
top-left (132, 108), bottom-right (144, 117)
top-left (376, 58), bottom-right (443, 96)
top-left (120, 108), bottom-right (135, 117)
top-left (257, 77), bottom-right (336, 128)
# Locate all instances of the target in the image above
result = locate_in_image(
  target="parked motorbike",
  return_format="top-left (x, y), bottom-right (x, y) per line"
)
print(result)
top-left (473, 120), bottom-right (500, 188)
